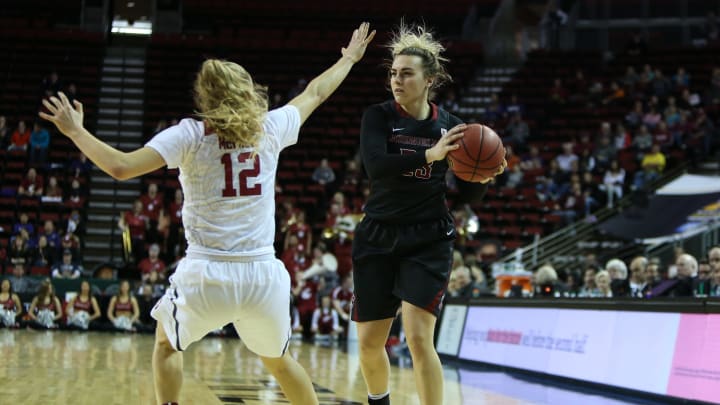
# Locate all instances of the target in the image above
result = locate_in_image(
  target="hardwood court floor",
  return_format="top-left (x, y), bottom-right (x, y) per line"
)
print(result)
top-left (0, 330), bottom-right (637, 405)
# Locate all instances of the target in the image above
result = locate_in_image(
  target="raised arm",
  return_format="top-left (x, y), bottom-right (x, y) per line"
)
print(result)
top-left (288, 22), bottom-right (375, 125)
top-left (40, 93), bottom-right (166, 181)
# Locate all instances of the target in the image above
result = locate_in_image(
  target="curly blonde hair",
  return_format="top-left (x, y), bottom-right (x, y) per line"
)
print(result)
top-left (387, 22), bottom-right (452, 91)
top-left (194, 59), bottom-right (268, 148)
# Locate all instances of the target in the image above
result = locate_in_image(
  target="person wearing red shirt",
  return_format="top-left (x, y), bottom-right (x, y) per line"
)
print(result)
top-left (281, 235), bottom-right (310, 288)
top-left (292, 273), bottom-right (318, 339)
top-left (162, 188), bottom-right (184, 259)
top-left (140, 183), bottom-right (164, 244)
top-left (8, 120), bottom-right (30, 151)
top-left (18, 168), bottom-right (44, 197)
top-left (284, 210), bottom-right (312, 252)
top-left (138, 243), bottom-right (167, 281)
top-left (332, 275), bottom-right (354, 338)
top-left (119, 200), bottom-right (149, 263)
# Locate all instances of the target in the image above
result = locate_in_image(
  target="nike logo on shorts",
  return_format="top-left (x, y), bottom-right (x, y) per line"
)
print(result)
top-left (392, 128), bottom-right (405, 132)
top-left (446, 229), bottom-right (454, 236)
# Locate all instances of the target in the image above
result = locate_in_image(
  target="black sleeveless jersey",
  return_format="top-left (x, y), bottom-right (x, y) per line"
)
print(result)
top-left (360, 100), bottom-right (482, 224)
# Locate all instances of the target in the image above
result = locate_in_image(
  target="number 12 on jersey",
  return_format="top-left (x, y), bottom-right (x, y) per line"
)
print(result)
top-left (220, 152), bottom-right (262, 197)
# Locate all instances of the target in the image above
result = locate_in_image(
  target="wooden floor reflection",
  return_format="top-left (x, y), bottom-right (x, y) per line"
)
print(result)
top-left (0, 329), bottom-right (533, 405)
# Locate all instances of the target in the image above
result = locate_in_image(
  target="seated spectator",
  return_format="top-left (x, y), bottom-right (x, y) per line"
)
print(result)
top-left (533, 264), bottom-right (562, 297)
top-left (68, 152), bottom-right (93, 179)
top-left (0, 278), bottom-right (23, 328)
top-left (43, 176), bottom-right (63, 200)
top-left (66, 179), bottom-right (84, 205)
top-left (577, 265), bottom-right (598, 297)
top-left (29, 122), bottom-right (50, 165)
top-left (632, 125), bottom-right (654, 154)
top-left (281, 235), bottom-right (309, 287)
top-left (31, 235), bottom-right (54, 268)
top-left (520, 145), bottom-right (543, 171)
top-left (633, 144), bottom-right (666, 189)
top-left (581, 172), bottom-right (604, 213)
top-left (292, 273), bottom-right (318, 338)
top-left (653, 122), bottom-right (673, 149)
top-left (163, 188), bottom-right (184, 260)
top-left (312, 158), bottom-right (336, 185)
top-left (452, 266), bottom-right (489, 298)
top-left (664, 105), bottom-right (681, 129)
top-left (642, 107), bottom-right (662, 130)
top-left (614, 123), bottom-right (631, 151)
top-left (602, 81), bottom-right (625, 105)
top-left (60, 233), bottom-right (82, 261)
top-left (690, 109), bottom-right (716, 157)
top-left (705, 67), bottom-right (720, 105)
top-left (504, 113), bottom-right (530, 147)
top-left (679, 88), bottom-right (702, 110)
top-left (7, 259), bottom-right (32, 294)
top-left (331, 275), bottom-right (353, 337)
top-left (625, 101), bottom-right (645, 129)
top-left (587, 81), bottom-right (605, 106)
top-left (599, 160), bottom-right (625, 208)
top-left (284, 210), bottom-right (311, 252)
top-left (628, 256), bottom-right (649, 297)
top-left (311, 295), bottom-right (343, 340)
top-left (66, 280), bottom-right (101, 330)
top-left (484, 93), bottom-right (505, 125)
top-left (301, 243), bottom-right (339, 286)
top-left (140, 183), bottom-right (164, 243)
top-left (138, 243), bottom-right (166, 281)
top-left (138, 270), bottom-right (166, 299)
top-left (65, 82), bottom-right (78, 104)
top-left (341, 159), bottom-right (362, 188)
top-left (8, 232), bottom-right (32, 264)
top-left (27, 279), bottom-right (63, 329)
top-left (7, 120), bottom-right (30, 152)
top-left (552, 182), bottom-right (585, 223)
top-left (621, 66), bottom-right (639, 91)
top-left (672, 67), bottom-right (690, 91)
top-left (594, 134), bottom-right (616, 170)
top-left (440, 90), bottom-right (459, 113)
top-left (18, 168), bottom-right (44, 197)
top-left (639, 64), bottom-right (655, 88)
top-left (556, 142), bottom-right (578, 172)
top-left (505, 164), bottom-right (524, 189)
top-left (51, 250), bottom-right (83, 279)
top-left (671, 254), bottom-right (698, 297)
top-left (118, 200), bottom-right (149, 264)
top-left (696, 260), bottom-right (712, 296)
top-left (592, 270), bottom-right (613, 297)
top-left (651, 69), bottom-right (671, 99)
top-left (505, 94), bottom-right (525, 116)
top-left (12, 212), bottom-right (35, 237)
top-left (107, 280), bottom-right (140, 332)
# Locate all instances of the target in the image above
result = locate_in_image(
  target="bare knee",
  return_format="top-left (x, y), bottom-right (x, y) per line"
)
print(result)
top-left (405, 332), bottom-right (434, 356)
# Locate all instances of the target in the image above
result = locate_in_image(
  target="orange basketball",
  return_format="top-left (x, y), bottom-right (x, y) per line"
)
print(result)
top-left (447, 124), bottom-right (505, 182)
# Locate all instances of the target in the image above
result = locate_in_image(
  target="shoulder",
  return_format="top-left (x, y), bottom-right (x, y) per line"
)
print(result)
top-left (363, 101), bottom-right (393, 117)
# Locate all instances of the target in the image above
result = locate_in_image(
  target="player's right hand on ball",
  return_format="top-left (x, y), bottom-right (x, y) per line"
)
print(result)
top-left (425, 123), bottom-right (466, 163)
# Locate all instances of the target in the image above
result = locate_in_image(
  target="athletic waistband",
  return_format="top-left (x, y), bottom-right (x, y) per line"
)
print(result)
top-left (185, 252), bottom-right (276, 262)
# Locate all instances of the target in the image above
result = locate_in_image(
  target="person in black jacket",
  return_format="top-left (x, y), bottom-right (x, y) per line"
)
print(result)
top-left (351, 23), bottom-right (504, 405)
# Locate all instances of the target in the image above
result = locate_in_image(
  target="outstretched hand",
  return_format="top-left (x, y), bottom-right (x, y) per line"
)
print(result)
top-left (39, 92), bottom-right (85, 138)
top-left (341, 22), bottom-right (376, 63)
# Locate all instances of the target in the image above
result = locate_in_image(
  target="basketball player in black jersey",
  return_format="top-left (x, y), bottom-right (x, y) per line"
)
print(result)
top-left (352, 24), bottom-right (505, 405)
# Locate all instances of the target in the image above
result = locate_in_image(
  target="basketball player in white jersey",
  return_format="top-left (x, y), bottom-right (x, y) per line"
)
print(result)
top-left (40, 22), bottom-right (375, 405)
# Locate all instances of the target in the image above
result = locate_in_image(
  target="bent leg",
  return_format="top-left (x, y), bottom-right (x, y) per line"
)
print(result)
top-left (402, 302), bottom-right (443, 405)
top-left (260, 352), bottom-right (319, 405)
top-left (153, 324), bottom-right (184, 404)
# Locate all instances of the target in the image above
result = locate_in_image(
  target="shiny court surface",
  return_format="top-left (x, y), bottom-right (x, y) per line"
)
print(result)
top-left (0, 329), bottom-right (640, 404)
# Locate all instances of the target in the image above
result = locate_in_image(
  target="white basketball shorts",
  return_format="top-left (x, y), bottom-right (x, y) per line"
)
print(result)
top-left (151, 255), bottom-right (292, 357)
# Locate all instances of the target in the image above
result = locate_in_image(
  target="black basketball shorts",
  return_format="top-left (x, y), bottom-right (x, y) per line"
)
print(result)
top-left (351, 214), bottom-right (455, 322)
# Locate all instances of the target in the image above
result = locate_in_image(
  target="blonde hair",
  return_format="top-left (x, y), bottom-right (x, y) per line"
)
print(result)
top-left (535, 264), bottom-right (558, 285)
top-left (386, 22), bottom-right (452, 92)
top-left (194, 59), bottom-right (268, 149)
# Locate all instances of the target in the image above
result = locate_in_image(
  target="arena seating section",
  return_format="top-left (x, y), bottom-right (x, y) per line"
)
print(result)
top-left (0, 18), bottom-right (103, 274)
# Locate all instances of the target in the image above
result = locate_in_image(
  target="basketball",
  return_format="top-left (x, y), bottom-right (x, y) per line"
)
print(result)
top-left (447, 123), bottom-right (506, 182)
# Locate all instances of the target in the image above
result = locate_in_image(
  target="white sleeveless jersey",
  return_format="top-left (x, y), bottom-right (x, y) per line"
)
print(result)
top-left (146, 105), bottom-right (300, 259)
